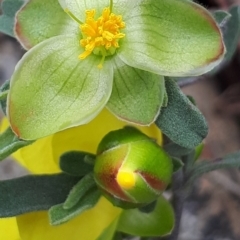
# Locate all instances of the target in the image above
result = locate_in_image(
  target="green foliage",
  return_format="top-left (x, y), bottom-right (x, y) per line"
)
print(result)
top-left (117, 196), bottom-right (174, 236)
top-left (60, 151), bottom-right (94, 176)
top-left (156, 78), bottom-right (208, 149)
top-left (49, 186), bottom-right (101, 225)
top-left (0, 0), bottom-right (24, 37)
top-left (63, 173), bottom-right (96, 209)
top-left (186, 151), bottom-right (240, 187)
top-left (0, 174), bottom-right (79, 217)
top-left (164, 142), bottom-right (192, 158)
top-left (213, 10), bottom-right (231, 27)
top-left (222, 6), bottom-right (240, 62)
top-left (0, 127), bottom-right (32, 161)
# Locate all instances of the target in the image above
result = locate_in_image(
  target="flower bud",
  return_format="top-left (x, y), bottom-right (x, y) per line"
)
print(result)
top-left (94, 127), bottom-right (173, 208)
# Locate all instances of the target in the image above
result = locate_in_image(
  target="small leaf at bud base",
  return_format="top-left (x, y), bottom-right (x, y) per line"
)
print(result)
top-left (94, 127), bottom-right (173, 208)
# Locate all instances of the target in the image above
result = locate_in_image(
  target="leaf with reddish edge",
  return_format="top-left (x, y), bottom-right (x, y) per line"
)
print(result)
top-left (118, 0), bottom-right (225, 76)
top-left (7, 35), bottom-right (113, 140)
top-left (107, 57), bottom-right (165, 126)
top-left (15, 0), bottom-right (78, 49)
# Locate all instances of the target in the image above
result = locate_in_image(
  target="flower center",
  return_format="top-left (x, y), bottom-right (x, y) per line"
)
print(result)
top-left (79, 7), bottom-right (125, 68)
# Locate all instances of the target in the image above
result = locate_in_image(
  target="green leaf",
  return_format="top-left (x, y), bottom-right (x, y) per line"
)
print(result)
top-left (107, 57), bottom-right (165, 125)
top-left (15, 0), bottom-right (78, 49)
top-left (7, 35), bottom-right (113, 140)
top-left (0, 173), bottom-right (80, 217)
top-left (49, 187), bottom-right (101, 225)
top-left (0, 0), bottom-right (24, 37)
top-left (60, 151), bottom-right (94, 176)
top-left (213, 10), bottom-right (231, 27)
top-left (117, 196), bottom-right (174, 236)
top-left (97, 218), bottom-right (119, 240)
top-left (118, 0), bottom-right (225, 76)
top-left (155, 78), bottom-right (208, 149)
top-left (222, 6), bottom-right (240, 62)
top-left (186, 151), bottom-right (240, 186)
top-left (164, 142), bottom-right (192, 158)
top-left (63, 173), bottom-right (96, 209)
top-left (0, 127), bottom-right (32, 161)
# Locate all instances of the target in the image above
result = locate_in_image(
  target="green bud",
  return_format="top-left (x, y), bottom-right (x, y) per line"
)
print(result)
top-left (94, 127), bottom-right (173, 209)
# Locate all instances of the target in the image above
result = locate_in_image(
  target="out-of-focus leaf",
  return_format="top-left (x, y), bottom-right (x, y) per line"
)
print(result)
top-left (0, 0), bottom-right (24, 36)
top-left (222, 6), bottom-right (240, 62)
top-left (186, 151), bottom-right (240, 186)
top-left (117, 196), bottom-right (174, 236)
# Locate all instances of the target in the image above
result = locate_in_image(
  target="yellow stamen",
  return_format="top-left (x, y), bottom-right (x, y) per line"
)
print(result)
top-left (78, 7), bottom-right (125, 67)
top-left (116, 171), bottom-right (136, 189)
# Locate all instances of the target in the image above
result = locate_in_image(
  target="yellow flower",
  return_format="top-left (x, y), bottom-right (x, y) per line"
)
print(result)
top-left (0, 108), bottom-right (162, 240)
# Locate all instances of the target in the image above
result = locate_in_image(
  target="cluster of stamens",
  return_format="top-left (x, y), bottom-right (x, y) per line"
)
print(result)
top-left (79, 7), bottom-right (125, 68)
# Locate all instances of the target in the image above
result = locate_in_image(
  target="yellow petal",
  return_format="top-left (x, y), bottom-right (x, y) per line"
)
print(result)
top-left (51, 108), bottom-right (162, 166)
top-left (17, 197), bottom-right (121, 240)
top-left (2, 108), bottom-right (162, 174)
top-left (0, 217), bottom-right (21, 240)
top-left (0, 118), bottom-right (60, 174)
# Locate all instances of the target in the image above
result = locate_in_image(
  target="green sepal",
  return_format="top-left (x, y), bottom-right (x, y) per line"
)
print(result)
top-left (107, 57), bottom-right (165, 125)
top-left (155, 78), bottom-right (208, 149)
top-left (102, 191), bottom-right (144, 209)
top-left (117, 196), bottom-right (174, 237)
top-left (0, 0), bottom-right (24, 37)
top-left (15, 0), bottom-right (78, 49)
top-left (49, 186), bottom-right (101, 225)
top-left (63, 173), bottom-right (96, 210)
top-left (97, 126), bottom-right (149, 154)
top-left (0, 173), bottom-right (80, 217)
top-left (0, 127), bottom-right (33, 161)
top-left (138, 200), bottom-right (157, 214)
top-left (60, 151), bottom-right (95, 176)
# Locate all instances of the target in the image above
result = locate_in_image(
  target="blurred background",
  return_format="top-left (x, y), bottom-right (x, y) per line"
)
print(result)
top-left (1, 0), bottom-right (240, 239)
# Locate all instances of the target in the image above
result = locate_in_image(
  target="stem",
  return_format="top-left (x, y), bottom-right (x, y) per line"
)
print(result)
top-left (0, 90), bottom-right (9, 101)
top-left (158, 170), bottom-right (185, 240)
top-left (110, 0), bottom-right (113, 12)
